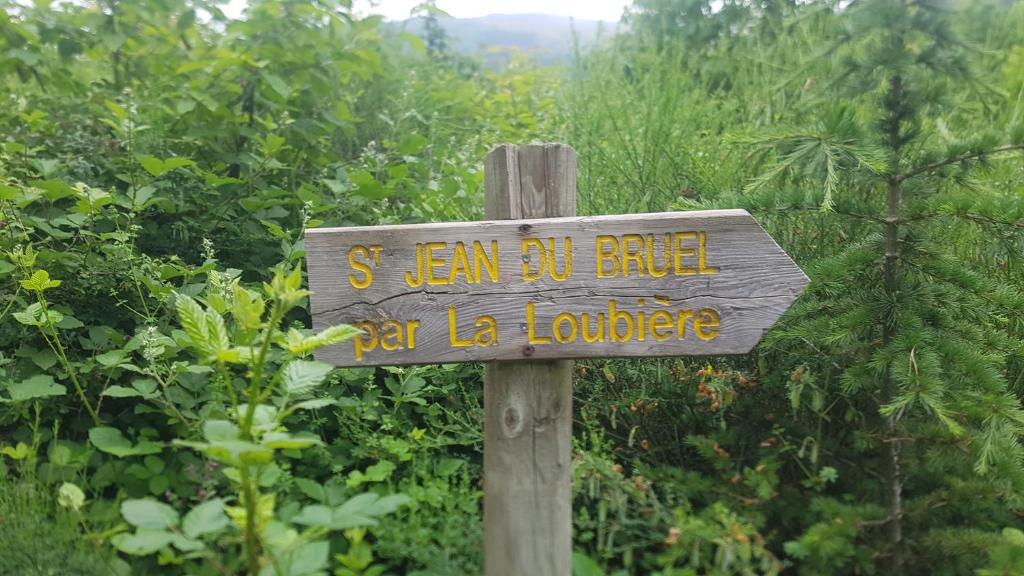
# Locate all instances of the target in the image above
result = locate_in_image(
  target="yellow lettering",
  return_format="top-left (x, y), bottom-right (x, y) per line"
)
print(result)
top-left (368, 245), bottom-right (383, 265)
top-left (449, 242), bottom-right (472, 284)
top-left (650, 310), bottom-right (673, 341)
top-left (348, 246), bottom-right (373, 289)
top-left (405, 244), bottom-right (424, 287)
top-left (636, 300), bottom-right (646, 342)
top-left (695, 308), bottom-right (720, 340)
top-left (474, 240), bottom-right (499, 283)
top-left (380, 320), bottom-right (404, 351)
top-left (676, 309), bottom-right (694, 339)
top-left (673, 232), bottom-right (698, 275)
top-left (622, 234), bottom-right (645, 277)
top-left (609, 300), bottom-right (634, 342)
top-left (448, 306), bottom-right (473, 347)
top-left (526, 302), bottom-right (552, 344)
top-left (698, 232), bottom-right (718, 274)
top-left (407, 320), bottom-right (420, 349)
top-left (426, 242), bottom-right (448, 285)
top-left (548, 237), bottom-right (573, 281)
top-left (596, 236), bottom-right (620, 278)
top-left (353, 321), bottom-right (378, 361)
top-left (553, 312), bottom-right (579, 343)
top-left (581, 313), bottom-right (605, 343)
top-left (475, 315), bottom-right (498, 346)
top-left (522, 238), bottom-right (547, 281)
top-left (646, 233), bottom-right (670, 278)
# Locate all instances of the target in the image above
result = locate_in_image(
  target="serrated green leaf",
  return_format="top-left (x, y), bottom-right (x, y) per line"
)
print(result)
top-left (397, 133), bottom-right (428, 155)
top-left (121, 499), bottom-right (179, 529)
top-left (112, 529), bottom-right (175, 555)
top-left (294, 478), bottom-right (325, 502)
top-left (7, 374), bottom-right (66, 401)
top-left (25, 347), bottom-right (57, 370)
top-left (232, 284), bottom-right (265, 330)
top-left (277, 540), bottom-right (330, 576)
top-left (347, 460), bottom-right (395, 488)
top-left (262, 72), bottom-right (291, 97)
top-left (206, 309), bottom-right (231, 354)
top-left (163, 157), bottom-right (194, 171)
top-left (30, 179), bottom-right (76, 201)
top-left (572, 552), bottom-right (605, 576)
top-left (292, 493), bottom-right (409, 530)
top-left (12, 306), bottom-right (45, 327)
top-left (287, 398), bottom-right (336, 412)
top-left (290, 504), bottom-right (333, 528)
top-left (176, 438), bottom-right (273, 466)
top-left (138, 156), bottom-right (194, 177)
top-left (261, 431), bottom-right (323, 450)
top-left (170, 532), bottom-right (204, 552)
top-left (133, 378), bottom-right (159, 395)
top-left (138, 156), bottom-right (164, 177)
top-left (284, 324), bottom-right (362, 355)
top-left (203, 419), bottom-right (240, 442)
top-left (283, 360), bottom-right (333, 394)
top-left (95, 349), bottom-right (127, 367)
top-left (56, 315), bottom-right (84, 329)
top-left (20, 269), bottom-right (61, 291)
top-left (89, 427), bottom-right (163, 457)
top-left (102, 385), bottom-right (143, 398)
top-left (182, 498), bottom-right (229, 539)
top-left (105, 100), bottom-right (128, 119)
top-left (261, 133), bottom-right (287, 156)
top-left (175, 294), bottom-right (211, 355)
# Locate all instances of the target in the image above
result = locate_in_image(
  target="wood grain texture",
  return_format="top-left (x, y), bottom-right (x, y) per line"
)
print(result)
top-left (305, 209), bottom-right (809, 366)
top-left (483, 143), bottom-right (574, 576)
top-left (484, 359), bottom-right (572, 576)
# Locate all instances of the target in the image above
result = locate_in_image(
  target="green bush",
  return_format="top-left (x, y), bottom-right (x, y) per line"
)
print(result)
top-left (2, 0), bottom-right (1024, 574)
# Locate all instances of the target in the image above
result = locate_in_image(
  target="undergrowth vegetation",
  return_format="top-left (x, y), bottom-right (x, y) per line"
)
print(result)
top-left (2, 0), bottom-right (1023, 574)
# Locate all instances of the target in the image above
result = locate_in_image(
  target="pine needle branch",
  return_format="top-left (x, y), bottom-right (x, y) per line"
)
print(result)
top-left (956, 212), bottom-right (1024, 229)
top-left (897, 144), bottom-right (1024, 183)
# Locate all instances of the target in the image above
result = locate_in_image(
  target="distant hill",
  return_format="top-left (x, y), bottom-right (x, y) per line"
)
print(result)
top-left (395, 13), bottom-right (620, 66)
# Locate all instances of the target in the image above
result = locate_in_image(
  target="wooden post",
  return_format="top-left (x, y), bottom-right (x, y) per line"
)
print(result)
top-left (483, 144), bottom-right (575, 575)
top-left (306, 144), bottom-right (809, 572)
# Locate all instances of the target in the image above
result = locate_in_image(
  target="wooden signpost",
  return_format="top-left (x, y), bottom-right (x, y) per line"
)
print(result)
top-left (305, 144), bottom-right (808, 575)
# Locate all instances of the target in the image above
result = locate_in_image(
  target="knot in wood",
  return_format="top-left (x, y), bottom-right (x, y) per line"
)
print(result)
top-left (502, 405), bottom-right (523, 437)
top-left (518, 223), bottom-right (532, 233)
top-left (522, 344), bottom-right (535, 356)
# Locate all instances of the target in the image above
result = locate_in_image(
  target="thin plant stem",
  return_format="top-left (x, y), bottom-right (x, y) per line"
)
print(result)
top-left (35, 292), bottom-right (101, 426)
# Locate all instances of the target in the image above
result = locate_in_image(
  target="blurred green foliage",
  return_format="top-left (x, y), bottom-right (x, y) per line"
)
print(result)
top-left (1, 0), bottom-right (1023, 574)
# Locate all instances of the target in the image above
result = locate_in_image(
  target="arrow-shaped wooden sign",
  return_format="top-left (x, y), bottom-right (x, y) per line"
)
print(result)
top-left (306, 209), bottom-right (809, 367)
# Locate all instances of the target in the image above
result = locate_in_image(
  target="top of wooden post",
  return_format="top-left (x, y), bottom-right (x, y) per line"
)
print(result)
top-left (484, 144), bottom-right (576, 220)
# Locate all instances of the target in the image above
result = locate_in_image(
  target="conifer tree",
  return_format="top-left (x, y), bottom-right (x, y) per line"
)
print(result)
top-left (745, 0), bottom-right (1024, 572)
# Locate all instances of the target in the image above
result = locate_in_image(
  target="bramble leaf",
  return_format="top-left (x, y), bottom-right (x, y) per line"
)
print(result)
top-left (112, 529), bottom-right (175, 555)
top-left (282, 324), bottom-right (362, 355)
top-left (283, 360), bottom-right (333, 394)
top-left (6, 374), bottom-right (66, 401)
top-left (121, 498), bottom-right (180, 530)
top-left (175, 294), bottom-right (210, 354)
top-left (20, 269), bottom-right (61, 291)
top-left (89, 427), bottom-right (163, 457)
top-left (182, 498), bottom-right (229, 539)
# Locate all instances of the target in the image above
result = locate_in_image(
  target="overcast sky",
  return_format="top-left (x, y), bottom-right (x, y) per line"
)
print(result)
top-left (223, 1), bottom-right (629, 22)
top-left (354, 0), bottom-right (629, 21)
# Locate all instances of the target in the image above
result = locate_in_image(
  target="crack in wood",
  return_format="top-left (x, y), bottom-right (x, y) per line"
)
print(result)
top-left (318, 291), bottom-right (798, 315)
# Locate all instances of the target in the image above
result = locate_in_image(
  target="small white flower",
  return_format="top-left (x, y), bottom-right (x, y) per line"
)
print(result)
top-left (57, 482), bottom-right (86, 512)
top-left (202, 237), bottom-right (216, 262)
